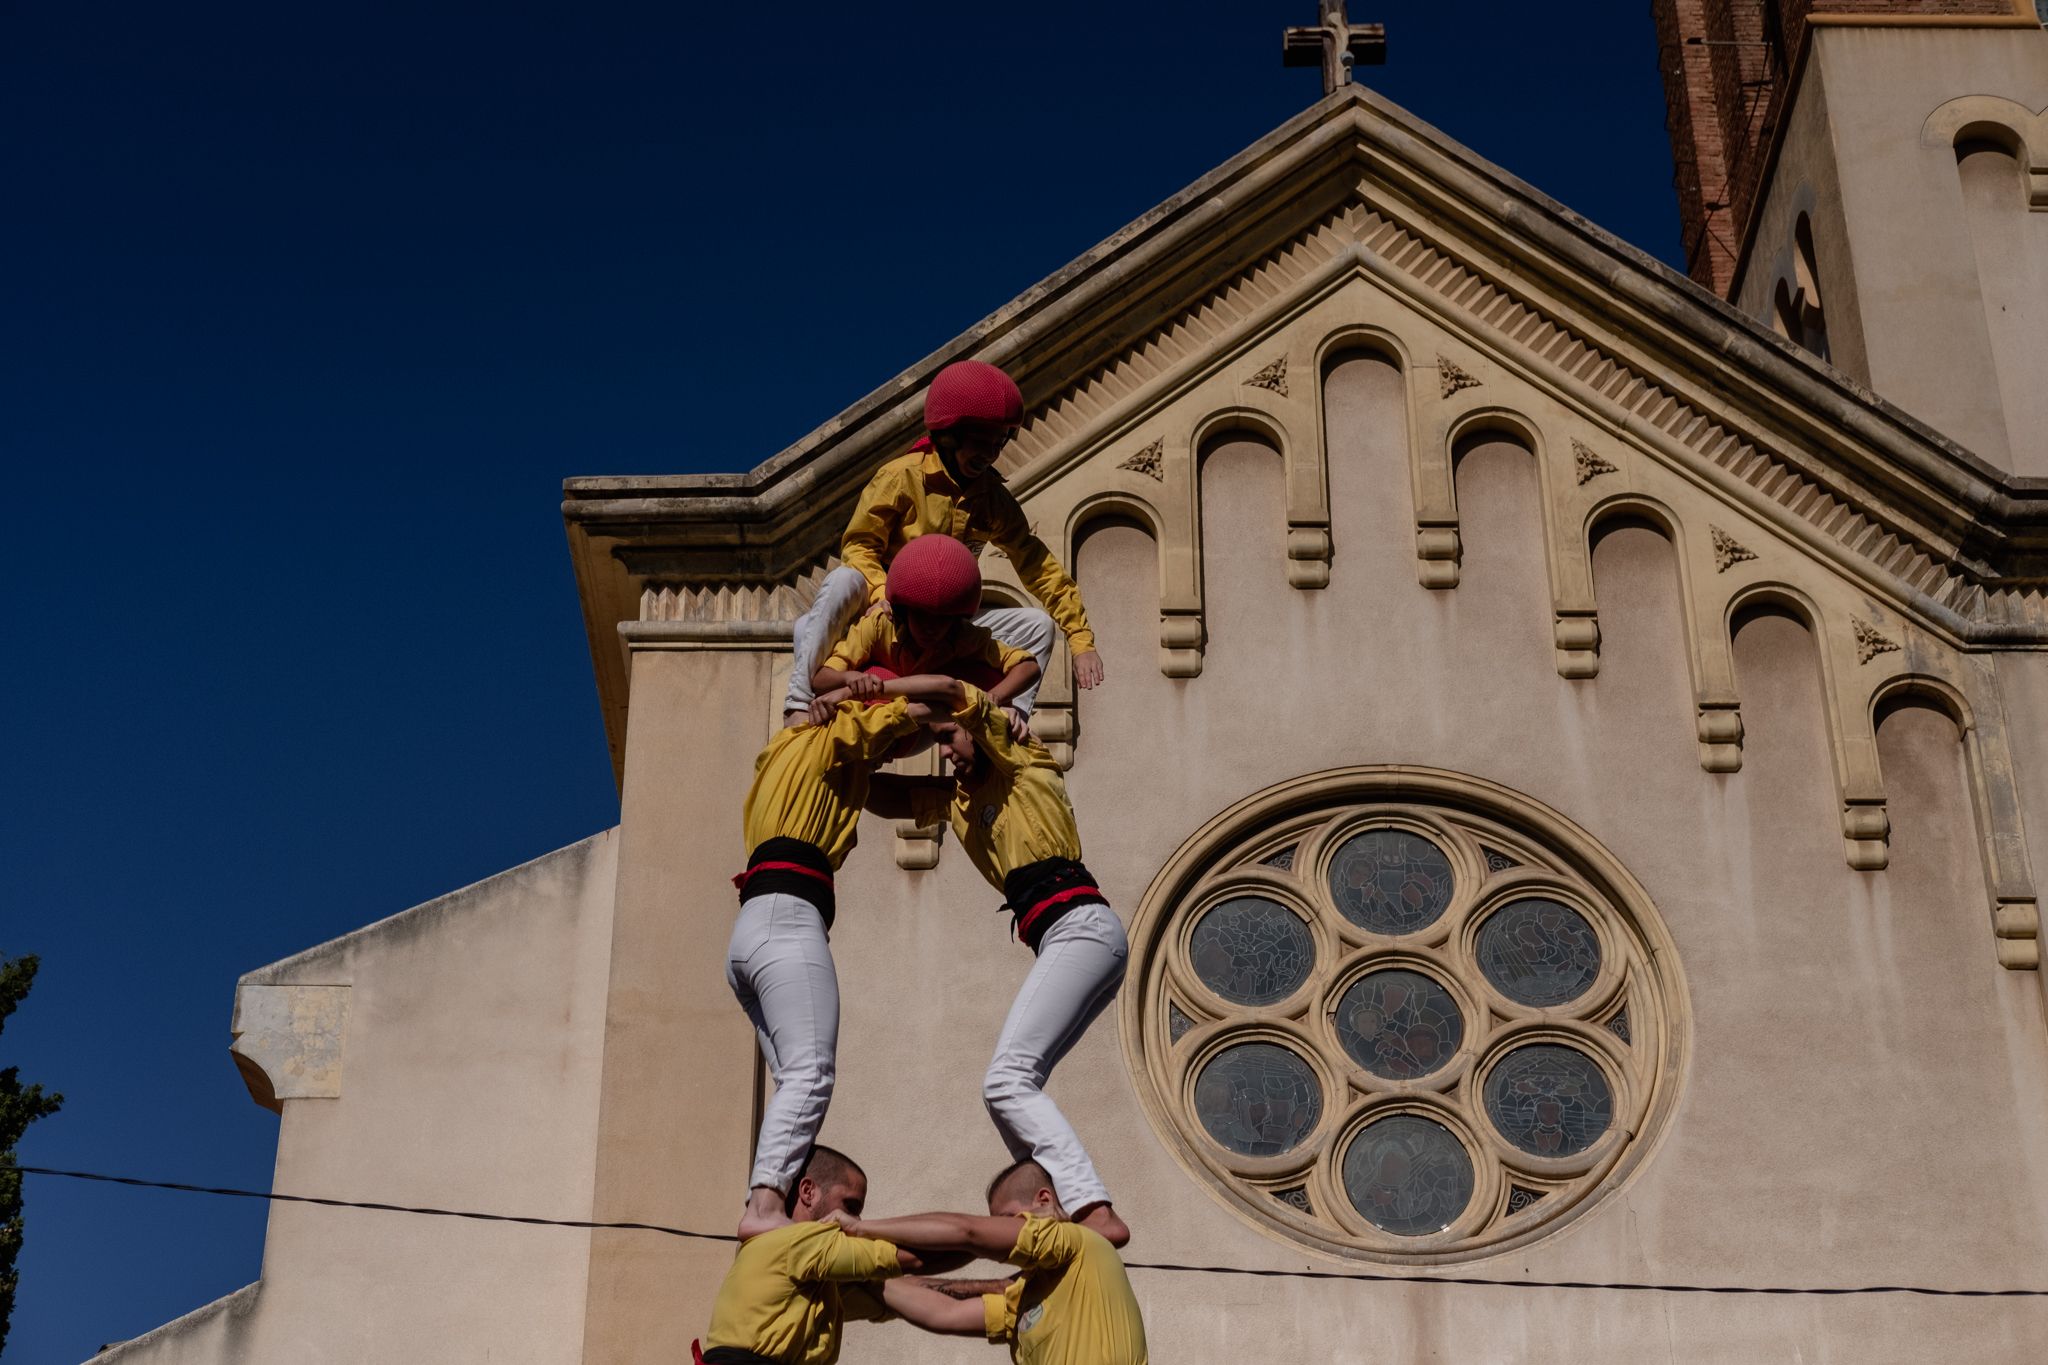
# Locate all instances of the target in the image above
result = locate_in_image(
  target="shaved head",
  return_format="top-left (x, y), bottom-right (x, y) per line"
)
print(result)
top-left (985, 1159), bottom-right (1058, 1216)
top-left (786, 1146), bottom-right (868, 1219)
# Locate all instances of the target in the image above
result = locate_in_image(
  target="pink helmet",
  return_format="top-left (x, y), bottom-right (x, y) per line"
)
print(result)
top-left (924, 360), bottom-right (1023, 432)
top-left (886, 534), bottom-right (982, 618)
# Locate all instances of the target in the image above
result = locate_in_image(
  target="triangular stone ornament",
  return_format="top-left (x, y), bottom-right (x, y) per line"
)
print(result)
top-left (1481, 846), bottom-right (1520, 873)
top-left (1571, 439), bottom-right (1618, 486)
top-left (1119, 439), bottom-right (1164, 481)
top-left (1852, 618), bottom-right (1900, 664)
top-left (1261, 845), bottom-right (1298, 872)
top-left (1710, 525), bottom-right (1758, 572)
top-left (1271, 1185), bottom-right (1312, 1215)
top-left (1243, 356), bottom-right (1289, 396)
top-left (1506, 1185), bottom-right (1546, 1215)
top-left (1437, 355), bottom-right (1480, 398)
top-left (1604, 1005), bottom-right (1632, 1045)
top-left (1167, 1001), bottom-right (1196, 1044)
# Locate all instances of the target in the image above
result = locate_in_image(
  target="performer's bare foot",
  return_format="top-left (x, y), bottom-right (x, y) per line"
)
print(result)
top-left (1075, 1202), bottom-right (1130, 1248)
top-left (737, 1185), bottom-right (792, 1241)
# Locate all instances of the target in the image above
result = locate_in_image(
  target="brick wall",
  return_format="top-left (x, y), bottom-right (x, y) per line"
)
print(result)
top-left (1652, 0), bottom-right (2020, 295)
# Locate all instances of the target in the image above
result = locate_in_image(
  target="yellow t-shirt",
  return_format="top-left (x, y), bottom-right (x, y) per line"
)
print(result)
top-left (839, 447), bottom-right (1096, 654)
top-left (933, 689), bottom-right (1082, 892)
top-left (980, 1216), bottom-right (1147, 1365)
top-left (741, 699), bottom-right (920, 869)
top-left (822, 611), bottom-right (1030, 683)
top-left (703, 1221), bottom-right (902, 1365)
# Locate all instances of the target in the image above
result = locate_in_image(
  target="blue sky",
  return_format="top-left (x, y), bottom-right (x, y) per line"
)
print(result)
top-left (2, 3), bottom-right (1680, 1358)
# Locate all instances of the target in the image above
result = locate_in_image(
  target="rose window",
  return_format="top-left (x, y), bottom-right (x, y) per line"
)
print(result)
top-left (1125, 768), bottom-right (1686, 1263)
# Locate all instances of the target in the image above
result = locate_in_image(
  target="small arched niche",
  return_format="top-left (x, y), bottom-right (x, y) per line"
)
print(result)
top-left (1318, 342), bottom-right (1415, 588)
top-left (1585, 511), bottom-right (1693, 737)
top-left (1771, 214), bottom-right (1829, 360)
top-left (1195, 416), bottom-right (1290, 620)
top-left (1952, 131), bottom-right (2048, 475)
top-left (1446, 416), bottom-right (1549, 638)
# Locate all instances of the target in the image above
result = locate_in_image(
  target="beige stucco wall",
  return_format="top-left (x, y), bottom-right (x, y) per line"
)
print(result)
top-left (809, 355), bottom-right (2048, 1362)
top-left (1735, 27), bottom-right (2048, 473)
top-left (96, 832), bottom-right (621, 1365)
top-left (580, 647), bottom-right (778, 1361)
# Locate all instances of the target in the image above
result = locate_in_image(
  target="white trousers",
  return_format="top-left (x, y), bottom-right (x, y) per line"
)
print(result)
top-left (783, 565), bottom-right (1057, 717)
top-left (983, 901), bottom-right (1129, 1214)
top-left (725, 892), bottom-right (839, 1196)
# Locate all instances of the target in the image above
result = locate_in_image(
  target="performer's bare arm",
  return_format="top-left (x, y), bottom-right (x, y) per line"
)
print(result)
top-left (878, 1278), bottom-right (988, 1335)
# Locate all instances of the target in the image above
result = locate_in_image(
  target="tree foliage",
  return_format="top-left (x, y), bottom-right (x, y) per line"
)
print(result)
top-left (1, 955), bottom-right (64, 1356)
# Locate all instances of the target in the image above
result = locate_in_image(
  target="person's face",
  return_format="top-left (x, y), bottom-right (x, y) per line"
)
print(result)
top-left (943, 423), bottom-right (1014, 480)
top-left (902, 610), bottom-right (958, 654)
top-left (803, 1171), bottom-right (869, 1221)
top-left (932, 723), bottom-right (978, 775)
top-left (986, 1183), bottom-right (1059, 1221)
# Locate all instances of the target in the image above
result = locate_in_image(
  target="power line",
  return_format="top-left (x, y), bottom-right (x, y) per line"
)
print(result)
top-left (1118, 1257), bottom-right (2048, 1298)
top-left (23, 1165), bottom-right (2048, 1299)
top-left (18, 1165), bottom-right (735, 1244)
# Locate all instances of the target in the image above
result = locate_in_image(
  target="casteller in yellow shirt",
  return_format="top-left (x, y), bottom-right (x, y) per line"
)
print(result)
top-left (845, 1158), bottom-right (1147, 1365)
top-left (698, 1146), bottom-right (911, 1365)
top-left (840, 444), bottom-right (1096, 657)
top-left (979, 1214), bottom-right (1147, 1365)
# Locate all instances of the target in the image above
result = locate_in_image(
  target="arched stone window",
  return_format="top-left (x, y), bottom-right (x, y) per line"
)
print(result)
top-left (1126, 767), bottom-right (1686, 1263)
top-left (1773, 213), bottom-right (1829, 361)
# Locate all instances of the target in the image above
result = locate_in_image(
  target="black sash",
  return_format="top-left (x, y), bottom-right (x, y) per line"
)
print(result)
top-left (699, 1347), bottom-right (778, 1365)
top-left (1002, 856), bottom-right (1107, 952)
top-left (733, 837), bottom-right (836, 928)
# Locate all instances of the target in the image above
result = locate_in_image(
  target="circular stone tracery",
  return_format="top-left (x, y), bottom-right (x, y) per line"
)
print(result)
top-left (1476, 898), bottom-right (1602, 1007)
top-left (1341, 1114), bottom-right (1475, 1236)
top-left (1193, 1041), bottom-right (1323, 1157)
top-left (1482, 1044), bottom-right (1613, 1158)
top-left (1189, 896), bottom-right (1314, 1006)
top-left (1327, 829), bottom-right (1455, 934)
top-left (1128, 768), bottom-right (1684, 1264)
top-left (1333, 970), bottom-right (1463, 1079)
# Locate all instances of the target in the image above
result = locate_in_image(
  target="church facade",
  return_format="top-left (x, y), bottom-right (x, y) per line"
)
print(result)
top-left (99, 7), bottom-right (2048, 1362)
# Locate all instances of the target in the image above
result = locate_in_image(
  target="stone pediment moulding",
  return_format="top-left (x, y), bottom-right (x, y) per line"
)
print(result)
top-left (624, 188), bottom-right (2045, 647)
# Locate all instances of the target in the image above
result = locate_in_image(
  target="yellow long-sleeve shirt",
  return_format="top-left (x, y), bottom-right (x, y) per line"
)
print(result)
top-left (742, 699), bottom-right (921, 870)
top-left (703, 1221), bottom-right (903, 1365)
top-left (840, 447), bottom-right (1096, 655)
top-left (912, 688), bottom-right (1082, 894)
top-left (821, 612), bottom-right (1031, 685)
top-left (979, 1215), bottom-right (1147, 1365)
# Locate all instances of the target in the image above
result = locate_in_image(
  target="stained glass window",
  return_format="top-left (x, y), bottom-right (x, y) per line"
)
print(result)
top-left (1189, 897), bottom-right (1315, 1006)
top-left (1333, 970), bottom-right (1463, 1079)
top-left (1133, 782), bottom-right (1677, 1262)
top-left (1476, 898), bottom-right (1601, 1006)
top-left (1326, 828), bottom-right (1455, 934)
top-left (1194, 1042), bottom-right (1323, 1157)
top-left (1341, 1114), bottom-right (1474, 1236)
top-left (1483, 1044), bottom-right (1612, 1157)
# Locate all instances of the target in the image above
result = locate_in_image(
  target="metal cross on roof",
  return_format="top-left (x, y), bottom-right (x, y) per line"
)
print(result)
top-left (1283, 1), bottom-right (1386, 95)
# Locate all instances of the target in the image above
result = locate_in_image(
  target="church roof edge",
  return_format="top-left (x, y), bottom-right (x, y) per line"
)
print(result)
top-left (560, 83), bottom-right (2046, 533)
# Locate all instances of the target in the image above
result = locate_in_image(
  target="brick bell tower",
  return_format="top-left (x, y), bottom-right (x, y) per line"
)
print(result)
top-left (1653, 1), bottom-right (2048, 476)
